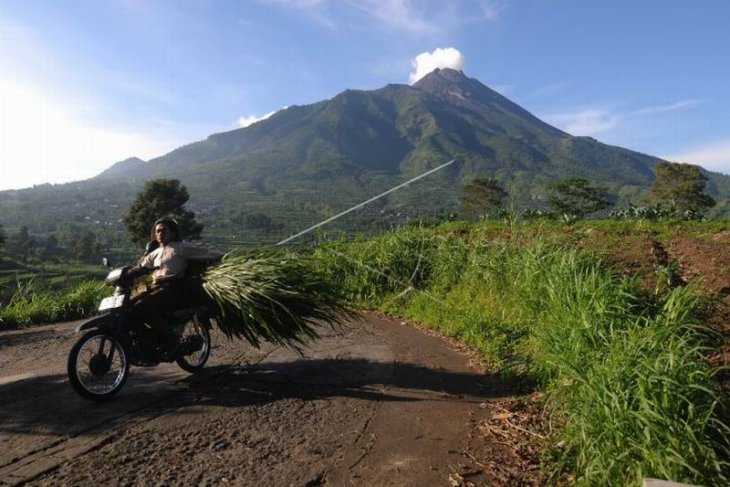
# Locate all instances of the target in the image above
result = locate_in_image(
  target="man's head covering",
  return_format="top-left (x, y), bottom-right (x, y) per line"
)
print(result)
top-left (151, 217), bottom-right (181, 242)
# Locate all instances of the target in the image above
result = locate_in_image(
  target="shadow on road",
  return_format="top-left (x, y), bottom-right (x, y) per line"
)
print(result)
top-left (0, 358), bottom-right (535, 438)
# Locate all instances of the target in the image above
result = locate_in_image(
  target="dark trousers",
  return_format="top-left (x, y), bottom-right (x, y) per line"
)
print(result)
top-left (130, 280), bottom-right (183, 344)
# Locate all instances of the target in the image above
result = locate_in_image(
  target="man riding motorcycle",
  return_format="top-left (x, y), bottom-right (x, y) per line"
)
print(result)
top-left (130, 217), bottom-right (223, 357)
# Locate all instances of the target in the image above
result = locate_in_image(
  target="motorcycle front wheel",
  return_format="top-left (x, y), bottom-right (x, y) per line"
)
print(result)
top-left (175, 316), bottom-right (211, 373)
top-left (68, 330), bottom-right (129, 401)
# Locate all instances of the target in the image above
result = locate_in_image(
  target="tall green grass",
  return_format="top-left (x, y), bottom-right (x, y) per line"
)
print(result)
top-left (311, 225), bottom-right (729, 485)
top-left (0, 279), bottom-right (107, 329)
top-left (202, 251), bottom-right (352, 348)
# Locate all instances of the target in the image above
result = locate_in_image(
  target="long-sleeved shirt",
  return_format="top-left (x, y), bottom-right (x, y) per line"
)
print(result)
top-left (139, 241), bottom-right (223, 283)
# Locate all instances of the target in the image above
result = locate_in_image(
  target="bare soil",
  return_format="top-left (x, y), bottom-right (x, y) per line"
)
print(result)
top-left (601, 230), bottom-right (730, 365)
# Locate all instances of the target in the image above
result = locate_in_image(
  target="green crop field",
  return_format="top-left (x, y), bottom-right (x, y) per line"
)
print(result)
top-left (0, 255), bottom-right (107, 328)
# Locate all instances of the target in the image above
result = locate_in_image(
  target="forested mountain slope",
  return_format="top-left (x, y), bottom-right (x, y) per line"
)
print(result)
top-left (1, 68), bottom-right (728, 245)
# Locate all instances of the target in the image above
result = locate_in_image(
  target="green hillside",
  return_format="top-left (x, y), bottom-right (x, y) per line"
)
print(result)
top-left (1, 68), bottom-right (728, 251)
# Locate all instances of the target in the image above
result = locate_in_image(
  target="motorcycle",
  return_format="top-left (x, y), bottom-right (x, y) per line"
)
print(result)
top-left (67, 258), bottom-right (214, 401)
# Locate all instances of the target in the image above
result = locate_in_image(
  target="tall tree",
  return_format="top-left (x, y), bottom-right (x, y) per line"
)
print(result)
top-left (7, 226), bottom-right (37, 262)
top-left (548, 177), bottom-right (611, 219)
top-left (647, 162), bottom-right (716, 213)
top-left (123, 179), bottom-right (203, 246)
top-left (59, 222), bottom-right (103, 261)
top-left (458, 178), bottom-right (508, 220)
top-left (0, 223), bottom-right (5, 250)
top-left (36, 235), bottom-right (60, 261)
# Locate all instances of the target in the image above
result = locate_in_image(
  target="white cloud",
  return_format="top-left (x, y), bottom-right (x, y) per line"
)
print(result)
top-left (261, 0), bottom-right (434, 32)
top-left (0, 80), bottom-right (177, 190)
top-left (260, 0), bottom-right (506, 33)
top-left (478, 0), bottom-right (509, 20)
top-left (348, 0), bottom-right (437, 34)
top-left (353, 0), bottom-right (507, 32)
top-left (544, 108), bottom-right (622, 137)
top-left (409, 47), bottom-right (466, 84)
top-left (632, 99), bottom-right (703, 116)
top-left (544, 98), bottom-right (703, 138)
top-left (260, 0), bottom-right (335, 26)
top-left (664, 140), bottom-right (730, 175)
top-left (262, 0), bottom-right (326, 7)
top-left (539, 98), bottom-right (727, 175)
top-left (0, 14), bottom-right (247, 191)
top-left (237, 109), bottom-right (281, 128)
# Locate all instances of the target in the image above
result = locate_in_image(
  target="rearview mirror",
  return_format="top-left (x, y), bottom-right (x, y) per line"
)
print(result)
top-left (102, 257), bottom-right (112, 268)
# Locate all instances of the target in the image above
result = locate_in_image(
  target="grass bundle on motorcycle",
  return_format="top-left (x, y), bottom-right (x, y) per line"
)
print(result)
top-left (202, 250), bottom-right (352, 349)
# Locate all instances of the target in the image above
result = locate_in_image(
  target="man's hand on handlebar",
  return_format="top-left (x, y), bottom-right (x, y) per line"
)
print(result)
top-left (125, 265), bottom-right (156, 280)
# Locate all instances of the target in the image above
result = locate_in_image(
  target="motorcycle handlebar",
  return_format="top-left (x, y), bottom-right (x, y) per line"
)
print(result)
top-left (125, 266), bottom-right (156, 280)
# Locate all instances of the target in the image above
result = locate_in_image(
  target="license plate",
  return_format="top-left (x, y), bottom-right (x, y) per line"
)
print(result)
top-left (98, 295), bottom-right (125, 311)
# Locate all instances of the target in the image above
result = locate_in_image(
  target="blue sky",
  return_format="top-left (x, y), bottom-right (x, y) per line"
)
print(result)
top-left (1, 0), bottom-right (729, 190)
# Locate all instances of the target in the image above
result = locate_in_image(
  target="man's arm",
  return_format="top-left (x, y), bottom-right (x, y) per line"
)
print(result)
top-left (139, 251), bottom-right (156, 268)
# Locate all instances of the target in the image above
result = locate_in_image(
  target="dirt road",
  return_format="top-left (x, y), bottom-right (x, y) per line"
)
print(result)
top-left (0, 314), bottom-right (527, 486)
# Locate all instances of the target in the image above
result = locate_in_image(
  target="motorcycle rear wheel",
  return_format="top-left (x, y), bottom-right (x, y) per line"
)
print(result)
top-left (175, 317), bottom-right (211, 373)
top-left (68, 330), bottom-right (129, 401)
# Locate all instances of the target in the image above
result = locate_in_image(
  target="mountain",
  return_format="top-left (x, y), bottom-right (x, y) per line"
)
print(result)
top-left (95, 157), bottom-right (147, 180)
top-left (1, 68), bottom-right (728, 246)
top-left (97, 68), bottom-right (728, 198)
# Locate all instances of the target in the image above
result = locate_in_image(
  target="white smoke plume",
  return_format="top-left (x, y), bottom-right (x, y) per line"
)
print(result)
top-left (238, 109), bottom-right (280, 128)
top-left (409, 47), bottom-right (465, 84)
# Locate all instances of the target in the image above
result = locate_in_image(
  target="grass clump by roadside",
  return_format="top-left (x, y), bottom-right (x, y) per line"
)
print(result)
top-left (311, 224), bottom-right (729, 486)
top-left (0, 279), bottom-right (107, 329)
